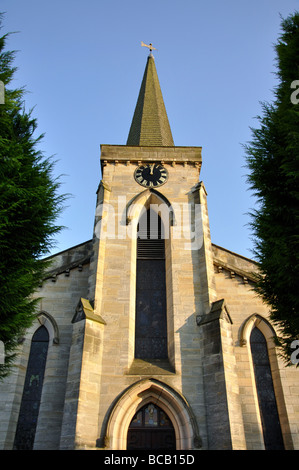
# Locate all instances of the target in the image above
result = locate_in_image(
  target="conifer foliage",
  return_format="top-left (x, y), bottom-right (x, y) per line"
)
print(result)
top-left (245, 12), bottom-right (299, 365)
top-left (0, 18), bottom-right (65, 378)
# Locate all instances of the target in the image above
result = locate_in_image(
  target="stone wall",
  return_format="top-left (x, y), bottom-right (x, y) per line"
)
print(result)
top-left (1, 144), bottom-right (299, 450)
top-left (213, 245), bottom-right (299, 450)
top-left (0, 242), bottom-right (92, 450)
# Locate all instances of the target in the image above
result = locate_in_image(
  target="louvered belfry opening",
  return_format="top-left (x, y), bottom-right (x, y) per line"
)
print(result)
top-left (135, 208), bottom-right (168, 359)
top-left (137, 208), bottom-right (165, 259)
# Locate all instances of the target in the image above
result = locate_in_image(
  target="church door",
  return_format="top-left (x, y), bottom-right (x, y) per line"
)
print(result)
top-left (127, 403), bottom-right (176, 450)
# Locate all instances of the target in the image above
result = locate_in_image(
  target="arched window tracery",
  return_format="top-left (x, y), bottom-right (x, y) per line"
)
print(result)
top-left (135, 208), bottom-right (167, 359)
top-left (250, 326), bottom-right (284, 450)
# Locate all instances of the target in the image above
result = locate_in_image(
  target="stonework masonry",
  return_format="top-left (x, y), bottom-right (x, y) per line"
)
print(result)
top-left (1, 145), bottom-right (298, 450)
top-left (1, 54), bottom-right (299, 450)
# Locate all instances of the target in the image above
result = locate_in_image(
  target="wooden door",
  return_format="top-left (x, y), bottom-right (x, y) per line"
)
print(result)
top-left (127, 403), bottom-right (176, 450)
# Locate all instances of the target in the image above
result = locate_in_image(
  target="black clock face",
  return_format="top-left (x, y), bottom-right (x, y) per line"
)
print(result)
top-left (134, 163), bottom-right (168, 188)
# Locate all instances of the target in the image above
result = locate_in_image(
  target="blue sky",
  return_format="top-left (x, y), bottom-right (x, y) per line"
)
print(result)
top-left (1, 0), bottom-right (298, 259)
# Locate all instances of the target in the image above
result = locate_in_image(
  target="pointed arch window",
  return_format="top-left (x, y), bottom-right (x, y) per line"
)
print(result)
top-left (250, 327), bottom-right (284, 450)
top-left (14, 326), bottom-right (49, 450)
top-left (135, 208), bottom-right (167, 359)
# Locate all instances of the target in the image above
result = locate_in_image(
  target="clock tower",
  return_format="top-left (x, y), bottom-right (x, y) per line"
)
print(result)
top-left (78, 51), bottom-right (224, 450)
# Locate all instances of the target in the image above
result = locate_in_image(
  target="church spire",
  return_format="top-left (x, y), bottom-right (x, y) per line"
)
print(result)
top-left (126, 53), bottom-right (174, 146)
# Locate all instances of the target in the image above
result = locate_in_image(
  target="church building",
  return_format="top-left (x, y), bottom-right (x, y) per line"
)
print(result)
top-left (1, 50), bottom-right (299, 451)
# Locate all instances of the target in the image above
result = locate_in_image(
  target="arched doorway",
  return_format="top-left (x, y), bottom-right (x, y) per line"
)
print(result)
top-left (127, 403), bottom-right (175, 450)
top-left (104, 379), bottom-right (201, 450)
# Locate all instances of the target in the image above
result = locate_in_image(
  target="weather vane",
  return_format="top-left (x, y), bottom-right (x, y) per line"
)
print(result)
top-left (141, 41), bottom-right (157, 52)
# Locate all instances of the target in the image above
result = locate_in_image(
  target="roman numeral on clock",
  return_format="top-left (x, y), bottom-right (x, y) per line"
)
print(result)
top-left (134, 164), bottom-right (168, 187)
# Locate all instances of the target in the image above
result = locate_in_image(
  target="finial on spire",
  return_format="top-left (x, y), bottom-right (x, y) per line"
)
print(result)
top-left (141, 41), bottom-right (157, 53)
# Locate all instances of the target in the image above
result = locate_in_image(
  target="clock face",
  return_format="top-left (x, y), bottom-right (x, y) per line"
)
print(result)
top-left (134, 163), bottom-right (168, 188)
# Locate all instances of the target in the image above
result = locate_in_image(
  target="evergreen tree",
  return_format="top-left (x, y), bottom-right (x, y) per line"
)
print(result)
top-left (245, 12), bottom-right (299, 365)
top-left (0, 17), bottom-right (65, 378)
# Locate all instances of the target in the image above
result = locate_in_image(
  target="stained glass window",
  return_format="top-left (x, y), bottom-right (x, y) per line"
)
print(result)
top-left (127, 403), bottom-right (175, 450)
top-left (250, 327), bottom-right (284, 450)
top-left (144, 403), bottom-right (158, 426)
top-left (13, 326), bottom-right (49, 450)
top-left (135, 209), bottom-right (167, 359)
top-left (130, 410), bottom-right (142, 427)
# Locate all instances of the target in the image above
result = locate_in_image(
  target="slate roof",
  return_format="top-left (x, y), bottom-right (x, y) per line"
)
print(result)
top-left (126, 53), bottom-right (174, 146)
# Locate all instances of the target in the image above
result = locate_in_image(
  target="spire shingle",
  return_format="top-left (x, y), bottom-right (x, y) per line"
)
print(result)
top-left (126, 54), bottom-right (174, 146)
